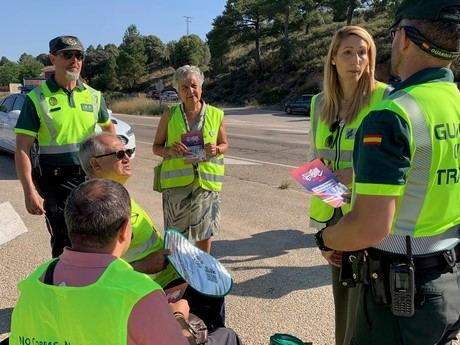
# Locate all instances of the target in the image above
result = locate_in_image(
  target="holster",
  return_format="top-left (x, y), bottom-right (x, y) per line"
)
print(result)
top-left (340, 251), bottom-right (368, 287)
top-left (367, 253), bottom-right (391, 305)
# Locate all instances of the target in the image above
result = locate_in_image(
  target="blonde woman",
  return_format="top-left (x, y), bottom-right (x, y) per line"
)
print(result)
top-left (308, 26), bottom-right (389, 345)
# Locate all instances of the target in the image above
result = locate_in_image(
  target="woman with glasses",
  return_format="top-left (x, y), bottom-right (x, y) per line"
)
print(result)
top-left (308, 26), bottom-right (389, 345)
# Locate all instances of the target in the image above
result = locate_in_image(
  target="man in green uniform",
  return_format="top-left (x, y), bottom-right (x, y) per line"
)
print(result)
top-left (314, 1), bottom-right (460, 344)
top-left (15, 35), bottom-right (115, 257)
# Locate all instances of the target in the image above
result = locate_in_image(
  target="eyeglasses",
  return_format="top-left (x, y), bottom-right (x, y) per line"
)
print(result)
top-left (59, 51), bottom-right (85, 61)
top-left (325, 120), bottom-right (341, 148)
top-left (390, 26), bottom-right (404, 40)
top-left (131, 212), bottom-right (139, 224)
top-left (94, 148), bottom-right (135, 160)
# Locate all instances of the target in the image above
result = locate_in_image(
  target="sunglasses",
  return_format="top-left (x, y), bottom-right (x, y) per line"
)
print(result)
top-left (325, 120), bottom-right (341, 148)
top-left (94, 148), bottom-right (135, 160)
top-left (59, 51), bottom-right (85, 61)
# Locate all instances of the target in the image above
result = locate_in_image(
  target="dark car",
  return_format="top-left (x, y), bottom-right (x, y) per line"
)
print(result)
top-left (284, 94), bottom-right (314, 115)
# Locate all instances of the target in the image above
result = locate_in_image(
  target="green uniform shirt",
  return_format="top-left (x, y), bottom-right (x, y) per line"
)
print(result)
top-left (353, 68), bottom-right (460, 254)
top-left (354, 69), bottom-right (452, 194)
top-left (15, 77), bottom-right (110, 166)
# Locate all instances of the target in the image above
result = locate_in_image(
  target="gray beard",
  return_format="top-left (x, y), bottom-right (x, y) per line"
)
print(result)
top-left (65, 71), bottom-right (80, 81)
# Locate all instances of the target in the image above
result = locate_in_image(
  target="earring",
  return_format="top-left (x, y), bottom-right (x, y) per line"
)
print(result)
top-left (332, 61), bottom-right (336, 65)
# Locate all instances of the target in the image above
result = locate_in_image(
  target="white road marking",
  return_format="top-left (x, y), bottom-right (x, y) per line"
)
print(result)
top-left (136, 141), bottom-right (297, 168)
top-left (0, 202), bottom-right (28, 246)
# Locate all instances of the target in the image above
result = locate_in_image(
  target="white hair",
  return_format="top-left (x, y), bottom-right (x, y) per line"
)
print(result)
top-left (173, 65), bottom-right (204, 90)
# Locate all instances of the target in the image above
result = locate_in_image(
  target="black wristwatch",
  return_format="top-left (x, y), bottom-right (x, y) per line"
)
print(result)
top-left (315, 229), bottom-right (333, 251)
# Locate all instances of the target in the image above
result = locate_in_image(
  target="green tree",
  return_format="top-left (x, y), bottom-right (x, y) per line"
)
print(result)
top-left (36, 53), bottom-right (51, 66)
top-left (169, 35), bottom-right (211, 70)
top-left (326, 0), bottom-right (365, 25)
top-left (90, 56), bottom-right (119, 91)
top-left (17, 53), bottom-right (44, 81)
top-left (143, 35), bottom-right (167, 68)
top-left (117, 25), bottom-right (147, 90)
top-left (207, 11), bottom-right (240, 74)
top-left (0, 60), bottom-right (20, 85)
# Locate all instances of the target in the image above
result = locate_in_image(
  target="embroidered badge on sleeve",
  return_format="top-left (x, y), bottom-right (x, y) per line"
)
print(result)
top-left (363, 134), bottom-right (383, 145)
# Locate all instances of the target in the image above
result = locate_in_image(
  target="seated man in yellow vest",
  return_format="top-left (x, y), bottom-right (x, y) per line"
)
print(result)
top-left (9, 179), bottom-right (190, 345)
top-left (79, 133), bottom-right (179, 287)
top-left (79, 133), bottom-right (227, 331)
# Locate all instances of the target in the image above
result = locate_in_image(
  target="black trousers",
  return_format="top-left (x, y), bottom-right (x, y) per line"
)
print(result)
top-left (33, 168), bottom-right (86, 258)
top-left (182, 285), bottom-right (226, 332)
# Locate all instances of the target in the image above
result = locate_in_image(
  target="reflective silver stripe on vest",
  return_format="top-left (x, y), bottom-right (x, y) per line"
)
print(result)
top-left (122, 231), bottom-right (158, 263)
top-left (317, 149), bottom-right (353, 162)
top-left (373, 91), bottom-right (458, 255)
top-left (394, 92), bottom-right (431, 236)
top-left (383, 86), bottom-right (393, 99)
top-left (207, 157), bottom-right (224, 165)
top-left (39, 143), bottom-right (80, 154)
top-left (375, 225), bottom-right (460, 255)
top-left (198, 171), bottom-right (224, 182)
top-left (161, 168), bottom-right (195, 179)
top-left (88, 87), bottom-right (99, 122)
top-left (33, 88), bottom-right (58, 145)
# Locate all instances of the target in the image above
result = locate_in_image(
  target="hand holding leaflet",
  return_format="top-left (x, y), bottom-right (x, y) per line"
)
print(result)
top-left (290, 158), bottom-right (351, 208)
top-left (182, 131), bottom-right (206, 164)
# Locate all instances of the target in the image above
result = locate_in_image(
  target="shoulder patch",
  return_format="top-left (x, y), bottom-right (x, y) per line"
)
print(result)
top-left (363, 134), bottom-right (383, 145)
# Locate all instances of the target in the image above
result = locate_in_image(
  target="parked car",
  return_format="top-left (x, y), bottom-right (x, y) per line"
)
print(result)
top-left (160, 90), bottom-right (179, 102)
top-left (0, 93), bottom-right (136, 156)
top-left (284, 94), bottom-right (314, 115)
top-left (146, 89), bottom-right (160, 99)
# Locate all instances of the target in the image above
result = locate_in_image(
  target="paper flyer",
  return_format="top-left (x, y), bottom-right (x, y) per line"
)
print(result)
top-left (290, 158), bottom-right (350, 208)
top-left (182, 131), bottom-right (206, 164)
top-left (164, 230), bottom-right (233, 297)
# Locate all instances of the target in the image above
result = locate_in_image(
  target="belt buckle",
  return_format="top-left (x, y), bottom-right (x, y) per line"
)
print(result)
top-left (443, 249), bottom-right (457, 268)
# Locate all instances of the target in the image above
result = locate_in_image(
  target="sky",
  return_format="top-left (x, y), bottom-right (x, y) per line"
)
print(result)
top-left (2, 1), bottom-right (227, 62)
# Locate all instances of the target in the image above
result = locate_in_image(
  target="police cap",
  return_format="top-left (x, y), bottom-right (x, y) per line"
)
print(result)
top-left (49, 35), bottom-right (84, 54)
top-left (395, 0), bottom-right (460, 23)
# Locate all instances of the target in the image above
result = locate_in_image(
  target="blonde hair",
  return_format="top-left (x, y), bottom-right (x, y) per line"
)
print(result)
top-left (321, 26), bottom-right (377, 125)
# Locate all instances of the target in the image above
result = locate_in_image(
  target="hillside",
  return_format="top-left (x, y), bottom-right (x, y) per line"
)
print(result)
top-left (202, 13), bottom-right (393, 107)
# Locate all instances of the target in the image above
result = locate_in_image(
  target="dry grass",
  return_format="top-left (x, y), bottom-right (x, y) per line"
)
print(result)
top-left (0, 92), bottom-right (9, 99)
top-left (109, 94), bottom-right (172, 116)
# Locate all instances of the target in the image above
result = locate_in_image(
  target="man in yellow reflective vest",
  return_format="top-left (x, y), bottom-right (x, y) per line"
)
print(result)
top-left (316, 1), bottom-right (460, 344)
top-left (15, 35), bottom-right (115, 257)
top-left (9, 179), bottom-right (190, 345)
top-left (79, 133), bottom-right (179, 288)
top-left (79, 133), bottom-right (227, 332)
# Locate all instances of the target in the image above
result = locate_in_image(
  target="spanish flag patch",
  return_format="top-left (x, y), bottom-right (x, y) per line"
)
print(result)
top-left (363, 134), bottom-right (383, 145)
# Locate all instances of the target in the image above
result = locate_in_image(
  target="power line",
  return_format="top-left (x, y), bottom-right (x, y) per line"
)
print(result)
top-left (184, 16), bottom-right (192, 35)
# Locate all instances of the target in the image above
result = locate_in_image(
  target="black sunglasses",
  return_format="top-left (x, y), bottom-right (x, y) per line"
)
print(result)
top-left (325, 120), bottom-right (341, 148)
top-left (59, 51), bottom-right (85, 61)
top-left (94, 148), bottom-right (135, 160)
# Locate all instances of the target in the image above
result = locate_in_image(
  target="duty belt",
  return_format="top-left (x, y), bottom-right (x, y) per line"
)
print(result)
top-left (368, 243), bottom-right (460, 271)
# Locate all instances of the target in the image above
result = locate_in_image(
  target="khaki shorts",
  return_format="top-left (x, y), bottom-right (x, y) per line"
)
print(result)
top-left (162, 180), bottom-right (221, 242)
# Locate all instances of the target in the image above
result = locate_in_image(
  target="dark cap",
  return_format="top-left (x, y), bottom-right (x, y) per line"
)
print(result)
top-left (49, 35), bottom-right (84, 54)
top-left (395, 0), bottom-right (460, 23)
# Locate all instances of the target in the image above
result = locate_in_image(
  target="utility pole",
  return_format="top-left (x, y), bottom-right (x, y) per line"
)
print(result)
top-left (184, 16), bottom-right (192, 35)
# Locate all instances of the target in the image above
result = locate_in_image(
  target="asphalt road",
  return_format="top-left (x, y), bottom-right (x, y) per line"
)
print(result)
top-left (0, 107), bottom-right (334, 344)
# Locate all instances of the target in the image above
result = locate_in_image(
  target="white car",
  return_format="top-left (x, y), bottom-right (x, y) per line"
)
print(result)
top-left (0, 93), bottom-right (136, 156)
top-left (160, 90), bottom-right (179, 102)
